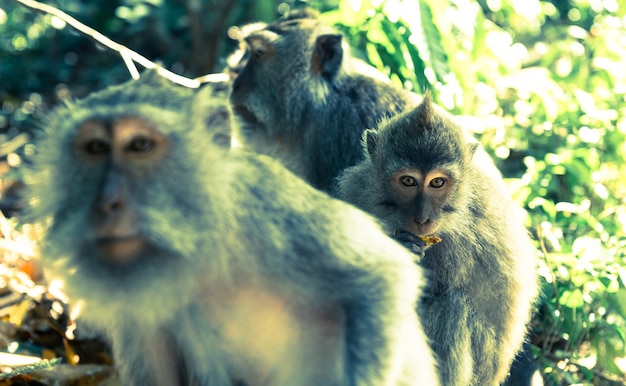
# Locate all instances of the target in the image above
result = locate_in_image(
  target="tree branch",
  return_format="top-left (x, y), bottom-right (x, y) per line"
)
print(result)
top-left (12, 0), bottom-right (229, 87)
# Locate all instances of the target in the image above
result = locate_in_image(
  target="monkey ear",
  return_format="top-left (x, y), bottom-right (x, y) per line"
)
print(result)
top-left (365, 129), bottom-right (379, 155)
top-left (139, 68), bottom-right (162, 83)
top-left (139, 66), bottom-right (171, 88)
top-left (312, 34), bottom-right (343, 79)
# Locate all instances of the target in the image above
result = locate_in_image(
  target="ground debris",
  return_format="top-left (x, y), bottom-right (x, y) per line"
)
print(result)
top-left (0, 173), bottom-right (116, 385)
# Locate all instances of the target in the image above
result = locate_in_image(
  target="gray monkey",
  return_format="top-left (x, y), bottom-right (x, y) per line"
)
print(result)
top-left (335, 96), bottom-right (539, 386)
top-left (228, 8), bottom-right (419, 191)
top-left (25, 71), bottom-right (439, 386)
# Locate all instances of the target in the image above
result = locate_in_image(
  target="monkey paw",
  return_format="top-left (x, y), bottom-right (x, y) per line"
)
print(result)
top-left (392, 231), bottom-right (427, 261)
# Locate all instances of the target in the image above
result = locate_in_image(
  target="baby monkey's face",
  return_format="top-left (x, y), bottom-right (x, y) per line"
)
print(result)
top-left (372, 165), bottom-right (459, 241)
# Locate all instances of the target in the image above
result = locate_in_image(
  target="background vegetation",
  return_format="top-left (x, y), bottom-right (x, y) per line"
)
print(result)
top-left (1, 0), bottom-right (625, 385)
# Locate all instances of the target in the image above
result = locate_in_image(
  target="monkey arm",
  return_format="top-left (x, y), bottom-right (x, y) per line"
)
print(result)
top-left (283, 224), bottom-right (432, 386)
top-left (343, 262), bottom-right (425, 386)
top-left (391, 230), bottom-right (427, 261)
top-left (419, 290), bottom-right (476, 386)
top-left (107, 326), bottom-right (188, 386)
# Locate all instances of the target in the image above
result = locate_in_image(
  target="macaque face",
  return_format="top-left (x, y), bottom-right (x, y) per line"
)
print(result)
top-left (71, 117), bottom-right (170, 264)
top-left (372, 161), bottom-right (459, 236)
top-left (384, 167), bottom-right (457, 237)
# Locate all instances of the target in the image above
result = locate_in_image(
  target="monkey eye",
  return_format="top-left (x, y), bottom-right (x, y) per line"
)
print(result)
top-left (253, 47), bottom-right (265, 59)
top-left (429, 177), bottom-right (446, 188)
top-left (399, 176), bottom-right (418, 187)
top-left (84, 139), bottom-right (110, 155)
top-left (127, 136), bottom-right (155, 153)
top-left (248, 37), bottom-right (269, 59)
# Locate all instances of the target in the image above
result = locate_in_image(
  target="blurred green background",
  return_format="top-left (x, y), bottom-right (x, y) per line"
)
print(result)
top-left (1, 0), bottom-right (626, 384)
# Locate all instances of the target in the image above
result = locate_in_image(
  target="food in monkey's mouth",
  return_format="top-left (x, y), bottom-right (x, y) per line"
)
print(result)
top-left (393, 229), bottom-right (442, 250)
top-left (418, 235), bottom-right (442, 247)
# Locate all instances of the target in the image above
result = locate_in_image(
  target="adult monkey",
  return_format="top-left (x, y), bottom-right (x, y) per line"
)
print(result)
top-left (228, 8), bottom-right (419, 192)
top-left (25, 71), bottom-right (439, 386)
top-left (335, 96), bottom-right (539, 386)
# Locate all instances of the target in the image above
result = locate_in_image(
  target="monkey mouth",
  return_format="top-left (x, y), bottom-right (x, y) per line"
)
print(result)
top-left (95, 235), bottom-right (147, 264)
top-left (393, 229), bottom-right (442, 251)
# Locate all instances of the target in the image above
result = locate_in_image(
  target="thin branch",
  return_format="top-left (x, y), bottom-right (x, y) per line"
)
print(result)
top-left (0, 133), bottom-right (29, 157)
top-left (12, 0), bottom-right (229, 87)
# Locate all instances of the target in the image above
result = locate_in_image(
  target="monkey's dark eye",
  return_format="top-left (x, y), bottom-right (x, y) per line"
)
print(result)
top-left (127, 136), bottom-right (155, 153)
top-left (430, 177), bottom-right (446, 188)
top-left (399, 176), bottom-right (418, 187)
top-left (253, 48), bottom-right (265, 59)
top-left (84, 139), bottom-right (110, 155)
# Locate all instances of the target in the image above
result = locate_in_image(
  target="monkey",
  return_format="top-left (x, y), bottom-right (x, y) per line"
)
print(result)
top-left (228, 8), bottom-right (420, 191)
top-left (334, 95), bottom-right (539, 386)
top-left (24, 70), bottom-right (440, 386)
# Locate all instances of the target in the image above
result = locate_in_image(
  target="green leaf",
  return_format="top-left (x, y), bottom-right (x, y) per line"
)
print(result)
top-left (528, 197), bottom-right (557, 220)
top-left (419, 0), bottom-right (450, 83)
top-left (397, 21), bottom-right (430, 93)
top-left (559, 289), bottom-right (584, 308)
top-left (607, 289), bottom-right (626, 320)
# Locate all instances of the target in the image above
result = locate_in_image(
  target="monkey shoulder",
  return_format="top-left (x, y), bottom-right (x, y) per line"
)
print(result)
top-left (332, 159), bottom-right (380, 208)
top-left (336, 74), bottom-right (416, 118)
top-left (225, 151), bottom-right (414, 265)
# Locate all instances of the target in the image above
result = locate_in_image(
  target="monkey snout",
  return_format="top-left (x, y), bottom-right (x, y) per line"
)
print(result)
top-left (409, 218), bottom-right (438, 237)
top-left (91, 214), bottom-right (146, 263)
top-left (101, 197), bottom-right (123, 214)
top-left (412, 216), bottom-right (431, 226)
top-left (94, 235), bottom-right (147, 264)
top-left (91, 207), bottom-right (141, 239)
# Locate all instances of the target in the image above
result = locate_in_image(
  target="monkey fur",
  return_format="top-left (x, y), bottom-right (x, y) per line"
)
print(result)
top-left (191, 79), bottom-right (233, 147)
top-left (25, 71), bottom-right (439, 386)
top-left (228, 8), bottom-right (419, 191)
top-left (335, 96), bottom-right (539, 386)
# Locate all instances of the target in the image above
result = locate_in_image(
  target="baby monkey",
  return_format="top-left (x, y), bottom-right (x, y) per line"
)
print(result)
top-left (335, 96), bottom-right (539, 386)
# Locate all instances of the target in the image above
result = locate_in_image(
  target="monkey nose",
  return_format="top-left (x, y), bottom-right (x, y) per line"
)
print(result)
top-left (101, 195), bottom-right (124, 213)
top-left (100, 172), bottom-right (126, 213)
top-left (99, 186), bottom-right (125, 213)
top-left (413, 216), bottom-right (430, 225)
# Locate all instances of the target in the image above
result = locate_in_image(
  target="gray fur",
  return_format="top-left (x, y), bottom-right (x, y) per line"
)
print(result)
top-left (228, 8), bottom-right (420, 191)
top-left (25, 71), bottom-right (439, 386)
top-left (335, 96), bottom-right (539, 386)
top-left (191, 79), bottom-right (233, 147)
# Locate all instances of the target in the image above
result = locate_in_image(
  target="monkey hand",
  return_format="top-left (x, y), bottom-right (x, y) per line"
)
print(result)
top-left (392, 230), bottom-right (427, 261)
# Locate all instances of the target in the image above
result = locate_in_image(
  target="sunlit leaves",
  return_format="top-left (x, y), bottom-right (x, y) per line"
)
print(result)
top-left (418, 0), bottom-right (449, 85)
top-left (322, 1), bottom-right (441, 94)
top-left (560, 289), bottom-right (584, 308)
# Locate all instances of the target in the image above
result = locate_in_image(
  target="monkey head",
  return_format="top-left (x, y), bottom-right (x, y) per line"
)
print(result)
top-left (364, 96), bottom-right (478, 238)
top-left (228, 8), bottom-right (345, 135)
top-left (72, 116), bottom-right (166, 264)
top-left (25, 71), bottom-right (212, 300)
